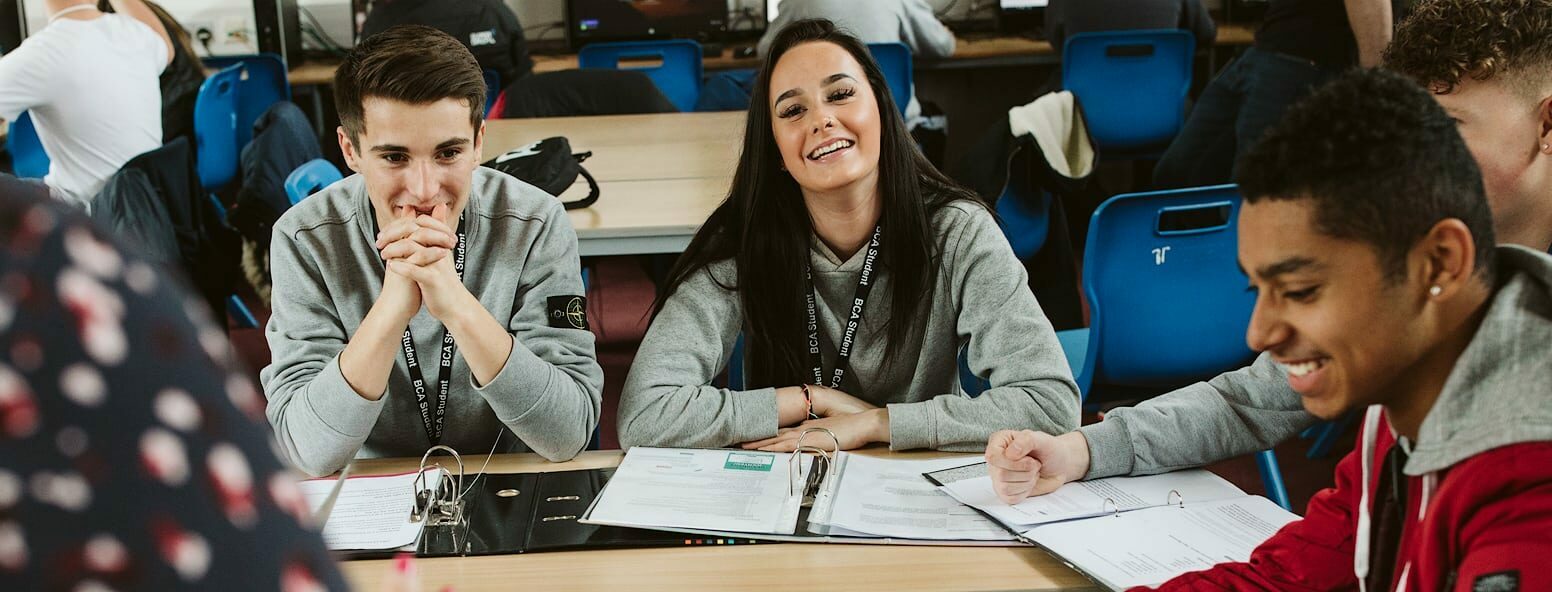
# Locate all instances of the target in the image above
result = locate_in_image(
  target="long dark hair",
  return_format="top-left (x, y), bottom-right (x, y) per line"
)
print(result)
top-left (654, 19), bottom-right (984, 389)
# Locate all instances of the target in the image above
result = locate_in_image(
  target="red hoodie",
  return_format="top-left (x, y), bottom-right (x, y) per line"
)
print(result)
top-left (1142, 405), bottom-right (1552, 592)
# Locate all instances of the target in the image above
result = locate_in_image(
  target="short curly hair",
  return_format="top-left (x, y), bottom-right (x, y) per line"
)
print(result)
top-left (1235, 69), bottom-right (1495, 283)
top-left (1384, 0), bottom-right (1552, 95)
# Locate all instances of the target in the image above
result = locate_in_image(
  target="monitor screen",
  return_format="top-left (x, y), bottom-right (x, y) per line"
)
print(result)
top-left (1000, 0), bottom-right (1049, 10)
top-left (567, 0), bottom-right (727, 47)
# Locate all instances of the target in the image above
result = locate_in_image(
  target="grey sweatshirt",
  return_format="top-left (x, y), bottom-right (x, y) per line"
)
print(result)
top-left (1074, 246), bottom-right (1552, 481)
top-left (261, 168), bottom-right (603, 477)
top-left (619, 201), bottom-right (1081, 451)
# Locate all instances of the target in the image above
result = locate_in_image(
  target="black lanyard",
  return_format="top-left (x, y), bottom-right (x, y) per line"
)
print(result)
top-left (398, 219), bottom-right (467, 445)
top-left (806, 225), bottom-right (882, 389)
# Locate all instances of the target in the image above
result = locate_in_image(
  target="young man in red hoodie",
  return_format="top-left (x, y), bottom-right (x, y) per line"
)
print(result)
top-left (1143, 69), bottom-right (1552, 592)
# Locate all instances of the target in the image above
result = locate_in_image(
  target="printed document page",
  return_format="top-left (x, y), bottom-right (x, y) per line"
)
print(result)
top-left (299, 470), bottom-right (438, 551)
top-left (941, 469), bottom-right (1246, 526)
top-left (817, 455), bottom-right (1015, 541)
top-left (584, 447), bottom-right (811, 535)
top-left (1026, 496), bottom-right (1299, 590)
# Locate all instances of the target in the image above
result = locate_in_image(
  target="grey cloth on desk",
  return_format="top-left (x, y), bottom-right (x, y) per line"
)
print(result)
top-left (261, 168), bottom-right (603, 477)
top-left (619, 200), bottom-right (1081, 451)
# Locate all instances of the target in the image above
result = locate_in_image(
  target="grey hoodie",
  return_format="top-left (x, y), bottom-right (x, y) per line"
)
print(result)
top-left (619, 201), bottom-right (1081, 451)
top-left (1405, 245), bottom-right (1552, 475)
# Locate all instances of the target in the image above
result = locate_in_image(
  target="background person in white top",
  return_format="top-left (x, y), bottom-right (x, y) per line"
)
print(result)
top-left (760, 0), bottom-right (955, 123)
top-left (0, 0), bottom-right (172, 211)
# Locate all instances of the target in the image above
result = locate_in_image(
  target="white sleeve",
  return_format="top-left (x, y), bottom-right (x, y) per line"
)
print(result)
top-left (0, 41), bottom-right (55, 122)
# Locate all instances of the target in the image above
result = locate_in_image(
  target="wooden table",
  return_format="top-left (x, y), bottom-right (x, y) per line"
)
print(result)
top-left (288, 26), bottom-right (1256, 87)
top-left (336, 450), bottom-right (1099, 592)
top-left (483, 112), bottom-right (743, 257)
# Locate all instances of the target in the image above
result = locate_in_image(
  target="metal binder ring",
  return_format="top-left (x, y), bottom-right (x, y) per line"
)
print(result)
top-left (413, 445), bottom-right (467, 526)
top-left (787, 428), bottom-right (840, 498)
top-left (1167, 489), bottom-right (1184, 508)
top-left (1101, 497), bottom-right (1120, 518)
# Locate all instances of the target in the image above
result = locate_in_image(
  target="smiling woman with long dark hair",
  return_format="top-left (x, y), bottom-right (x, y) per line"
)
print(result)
top-left (618, 19), bottom-right (1079, 452)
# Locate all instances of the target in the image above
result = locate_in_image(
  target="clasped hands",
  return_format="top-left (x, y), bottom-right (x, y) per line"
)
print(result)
top-left (741, 384), bottom-right (890, 453)
top-left (373, 203), bottom-right (470, 323)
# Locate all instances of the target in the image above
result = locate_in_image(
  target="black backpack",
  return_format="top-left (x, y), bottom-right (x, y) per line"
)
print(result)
top-left (481, 137), bottom-right (599, 210)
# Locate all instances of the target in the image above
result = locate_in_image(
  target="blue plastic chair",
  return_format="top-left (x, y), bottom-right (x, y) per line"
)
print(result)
top-left (193, 64), bottom-right (244, 192)
top-left (578, 40), bottom-right (703, 113)
top-left (866, 42), bottom-right (912, 117)
top-left (1063, 184), bottom-right (1290, 510)
top-left (202, 54), bottom-right (291, 150)
top-left (284, 158), bottom-right (343, 206)
top-left (6, 111), bottom-right (49, 179)
top-left (482, 68), bottom-right (501, 116)
top-left (1062, 30), bottom-right (1194, 156)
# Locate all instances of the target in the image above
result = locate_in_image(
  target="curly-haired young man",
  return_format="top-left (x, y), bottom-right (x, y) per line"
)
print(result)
top-left (1385, 0), bottom-right (1552, 253)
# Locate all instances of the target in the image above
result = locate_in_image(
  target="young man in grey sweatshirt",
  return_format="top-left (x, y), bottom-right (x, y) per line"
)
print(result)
top-left (985, 0), bottom-right (1552, 494)
top-left (260, 26), bottom-right (602, 477)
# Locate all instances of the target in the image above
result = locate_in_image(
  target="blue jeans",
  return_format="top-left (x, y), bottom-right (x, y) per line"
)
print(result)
top-left (1153, 47), bottom-right (1340, 189)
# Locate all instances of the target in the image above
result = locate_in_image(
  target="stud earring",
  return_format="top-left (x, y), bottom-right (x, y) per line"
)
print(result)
top-left (1429, 285), bottom-right (1443, 297)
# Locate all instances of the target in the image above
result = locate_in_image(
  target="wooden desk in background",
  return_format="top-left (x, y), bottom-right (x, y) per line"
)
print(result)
top-left (483, 112), bottom-right (743, 257)
top-left (336, 450), bottom-right (1098, 592)
top-left (287, 25), bottom-right (1256, 87)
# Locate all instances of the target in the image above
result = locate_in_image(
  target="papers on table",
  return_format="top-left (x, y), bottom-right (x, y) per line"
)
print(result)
top-left (584, 447), bottom-right (811, 535)
top-left (298, 470), bottom-right (440, 552)
top-left (1025, 496), bottom-right (1299, 590)
top-left (811, 454), bottom-right (1015, 541)
top-left (940, 468), bottom-right (1247, 526)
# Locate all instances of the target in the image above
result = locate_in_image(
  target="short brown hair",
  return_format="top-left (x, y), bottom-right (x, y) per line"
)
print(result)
top-left (1385, 0), bottom-right (1552, 95)
top-left (334, 25), bottom-right (486, 144)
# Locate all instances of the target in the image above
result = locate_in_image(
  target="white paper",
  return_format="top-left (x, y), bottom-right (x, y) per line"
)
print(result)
top-left (942, 469), bottom-right (1246, 526)
top-left (1025, 496), bottom-right (1299, 590)
top-left (815, 455), bottom-right (1015, 541)
top-left (298, 470), bottom-right (438, 551)
top-left (583, 447), bottom-right (811, 535)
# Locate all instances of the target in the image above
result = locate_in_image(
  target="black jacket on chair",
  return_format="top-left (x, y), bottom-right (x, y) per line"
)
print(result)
top-left (90, 137), bottom-right (241, 327)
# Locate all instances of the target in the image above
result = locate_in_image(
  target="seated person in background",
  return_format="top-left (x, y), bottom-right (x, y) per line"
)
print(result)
top-left (1385, 0), bottom-right (1552, 254)
top-left (361, 0), bottom-right (533, 89)
top-left (1153, 0), bottom-right (1392, 189)
top-left (1045, 0), bottom-right (1216, 56)
top-left (0, 0), bottom-right (171, 210)
top-left (981, 0), bottom-right (1552, 510)
top-left (759, 0), bottom-right (954, 122)
top-left (1001, 69), bottom-right (1552, 591)
top-left (0, 175), bottom-right (347, 590)
top-left (619, 20), bottom-right (1079, 453)
top-left (261, 26), bottom-right (601, 477)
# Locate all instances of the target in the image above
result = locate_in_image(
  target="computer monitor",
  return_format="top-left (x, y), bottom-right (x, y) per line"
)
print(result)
top-left (998, 0), bottom-right (1047, 34)
top-left (0, 0), bottom-right (22, 53)
top-left (566, 0), bottom-right (727, 49)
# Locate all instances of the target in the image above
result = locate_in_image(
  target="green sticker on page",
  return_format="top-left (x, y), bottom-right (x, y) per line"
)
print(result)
top-left (724, 452), bottom-right (776, 472)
